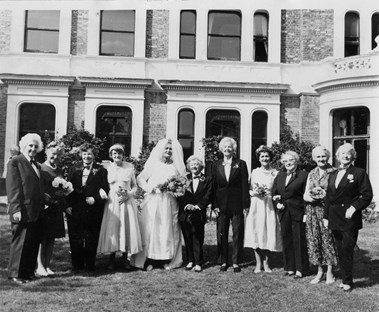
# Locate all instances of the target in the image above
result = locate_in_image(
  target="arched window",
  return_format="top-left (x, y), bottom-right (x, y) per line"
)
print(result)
top-left (177, 109), bottom-right (195, 161)
top-left (332, 107), bottom-right (370, 172)
top-left (19, 103), bottom-right (56, 162)
top-left (345, 11), bottom-right (360, 57)
top-left (372, 13), bottom-right (379, 50)
top-left (253, 12), bottom-right (269, 62)
top-left (251, 111), bottom-right (268, 169)
top-left (96, 106), bottom-right (132, 160)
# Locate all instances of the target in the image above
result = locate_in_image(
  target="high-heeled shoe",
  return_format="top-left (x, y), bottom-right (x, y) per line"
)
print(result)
top-left (326, 276), bottom-right (335, 284)
top-left (310, 273), bottom-right (324, 284)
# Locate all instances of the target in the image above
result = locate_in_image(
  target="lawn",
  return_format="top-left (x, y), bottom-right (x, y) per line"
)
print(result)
top-left (0, 205), bottom-right (378, 312)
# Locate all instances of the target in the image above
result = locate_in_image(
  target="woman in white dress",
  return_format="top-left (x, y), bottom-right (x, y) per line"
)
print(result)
top-left (132, 138), bottom-right (186, 271)
top-left (244, 145), bottom-right (282, 273)
top-left (97, 144), bottom-right (142, 270)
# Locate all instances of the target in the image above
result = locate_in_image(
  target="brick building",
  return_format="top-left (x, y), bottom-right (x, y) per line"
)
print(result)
top-left (0, 0), bottom-right (378, 201)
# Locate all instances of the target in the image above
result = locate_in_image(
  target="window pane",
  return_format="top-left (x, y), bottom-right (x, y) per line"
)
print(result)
top-left (102, 11), bottom-right (135, 32)
top-left (180, 35), bottom-right (195, 58)
top-left (251, 111), bottom-right (268, 169)
top-left (208, 37), bottom-right (240, 59)
top-left (27, 11), bottom-right (60, 29)
top-left (206, 109), bottom-right (240, 141)
top-left (372, 13), bottom-right (379, 50)
top-left (178, 110), bottom-right (194, 136)
top-left (254, 13), bottom-right (268, 37)
top-left (181, 11), bottom-right (196, 34)
top-left (26, 30), bottom-right (59, 53)
top-left (101, 32), bottom-right (134, 56)
top-left (345, 12), bottom-right (359, 37)
top-left (208, 12), bottom-right (241, 36)
top-left (332, 107), bottom-right (369, 137)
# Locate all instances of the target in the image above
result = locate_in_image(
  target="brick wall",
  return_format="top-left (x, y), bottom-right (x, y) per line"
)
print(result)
top-left (299, 94), bottom-right (320, 144)
top-left (145, 10), bottom-right (169, 58)
top-left (280, 94), bottom-right (301, 136)
top-left (71, 10), bottom-right (89, 56)
top-left (0, 10), bottom-right (11, 54)
top-left (68, 85), bottom-right (86, 130)
top-left (281, 9), bottom-right (333, 63)
top-left (0, 85), bottom-right (7, 174)
top-left (144, 88), bottom-right (167, 142)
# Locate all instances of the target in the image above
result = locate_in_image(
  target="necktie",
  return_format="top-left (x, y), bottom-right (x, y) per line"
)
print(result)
top-left (285, 172), bottom-right (293, 186)
top-left (30, 158), bottom-right (36, 166)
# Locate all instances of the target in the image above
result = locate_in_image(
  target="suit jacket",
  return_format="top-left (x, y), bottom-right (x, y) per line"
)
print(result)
top-left (324, 166), bottom-right (373, 231)
top-left (272, 169), bottom-right (308, 222)
top-left (66, 162), bottom-right (109, 228)
top-left (178, 173), bottom-right (213, 225)
top-left (6, 154), bottom-right (44, 223)
top-left (212, 158), bottom-right (250, 215)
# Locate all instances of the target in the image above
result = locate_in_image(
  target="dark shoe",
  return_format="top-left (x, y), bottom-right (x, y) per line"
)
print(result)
top-left (26, 275), bottom-right (39, 281)
top-left (233, 265), bottom-right (241, 273)
top-left (8, 277), bottom-right (27, 284)
top-left (219, 264), bottom-right (228, 272)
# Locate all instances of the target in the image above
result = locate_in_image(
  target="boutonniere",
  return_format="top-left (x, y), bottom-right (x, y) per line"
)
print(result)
top-left (347, 174), bottom-right (354, 183)
top-left (199, 176), bottom-right (205, 182)
top-left (233, 163), bottom-right (239, 169)
top-left (92, 168), bottom-right (99, 175)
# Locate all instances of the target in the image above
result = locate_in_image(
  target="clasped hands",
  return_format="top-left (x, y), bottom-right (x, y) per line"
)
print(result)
top-left (184, 204), bottom-right (201, 211)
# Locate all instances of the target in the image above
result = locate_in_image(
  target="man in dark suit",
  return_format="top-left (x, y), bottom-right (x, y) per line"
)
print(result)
top-left (272, 151), bottom-right (308, 279)
top-left (212, 137), bottom-right (250, 272)
top-left (66, 143), bottom-right (109, 272)
top-left (178, 156), bottom-right (213, 273)
top-left (324, 143), bottom-right (373, 292)
top-left (6, 133), bottom-right (45, 284)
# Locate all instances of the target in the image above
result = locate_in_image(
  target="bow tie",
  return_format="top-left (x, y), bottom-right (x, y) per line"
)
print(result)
top-left (30, 159), bottom-right (37, 166)
top-left (193, 175), bottom-right (201, 180)
top-left (337, 167), bottom-right (348, 171)
top-left (83, 165), bottom-right (91, 170)
top-left (286, 172), bottom-right (294, 176)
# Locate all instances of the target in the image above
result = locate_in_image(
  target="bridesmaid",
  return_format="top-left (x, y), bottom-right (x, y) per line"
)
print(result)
top-left (97, 144), bottom-right (142, 270)
top-left (244, 146), bottom-right (282, 273)
top-left (36, 141), bottom-right (67, 277)
top-left (303, 146), bottom-right (337, 285)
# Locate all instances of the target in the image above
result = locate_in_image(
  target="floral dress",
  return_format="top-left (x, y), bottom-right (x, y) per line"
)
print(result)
top-left (305, 166), bottom-right (338, 266)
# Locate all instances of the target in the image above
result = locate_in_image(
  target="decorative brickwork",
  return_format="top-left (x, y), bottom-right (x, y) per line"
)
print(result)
top-left (145, 10), bottom-right (169, 58)
top-left (0, 10), bottom-right (11, 54)
top-left (71, 10), bottom-right (89, 56)
top-left (144, 88), bottom-right (167, 142)
top-left (0, 85), bottom-right (7, 173)
top-left (68, 85), bottom-right (86, 130)
top-left (281, 9), bottom-right (333, 63)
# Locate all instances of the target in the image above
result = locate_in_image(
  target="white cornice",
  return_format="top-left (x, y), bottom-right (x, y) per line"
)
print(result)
top-left (313, 75), bottom-right (379, 94)
top-left (79, 77), bottom-right (154, 89)
top-left (0, 74), bottom-right (74, 87)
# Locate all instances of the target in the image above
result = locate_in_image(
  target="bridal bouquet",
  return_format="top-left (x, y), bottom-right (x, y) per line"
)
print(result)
top-left (310, 186), bottom-right (326, 200)
top-left (153, 176), bottom-right (189, 197)
top-left (253, 183), bottom-right (269, 197)
top-left (52, 177), bottom-right (73, 196)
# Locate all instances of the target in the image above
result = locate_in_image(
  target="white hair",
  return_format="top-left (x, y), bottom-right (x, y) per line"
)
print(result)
top-left (336, 143), bottom-right (357, 160)
top-left (218, 137), bottom-right (237, 155)
top-left (312, 146), bottom-right (331, 161)
top-left (19, 133), bottom-right (43, 153)
top-left (280, 150), bottom-right (300, 164)
top-left (186, 155), bottom-right (204, 170)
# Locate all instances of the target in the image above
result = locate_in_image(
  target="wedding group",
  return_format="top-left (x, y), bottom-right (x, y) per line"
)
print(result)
top-left (5, 133), bottom-right (373, 293)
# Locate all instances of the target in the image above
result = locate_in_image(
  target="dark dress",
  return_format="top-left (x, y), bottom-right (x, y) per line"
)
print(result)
top-left (304, 166), bottom-right (337, 266)
top-left (40, 163), bottom-right (66, 239)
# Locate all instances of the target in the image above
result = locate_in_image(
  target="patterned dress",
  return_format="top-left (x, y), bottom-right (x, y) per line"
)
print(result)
top-left (305, 166), bottom-right (338, 266)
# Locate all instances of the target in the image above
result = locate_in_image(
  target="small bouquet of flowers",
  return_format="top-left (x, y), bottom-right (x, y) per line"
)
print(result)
top-left (272, 195), bottom-right (285, 210)
top-left (115, 186), bottom-right (129, 204)
top-left (52, 177), bottom-right (73, 196)
top-left (253, 183), bottom-right (269, 197)
top-left (153, 176), bottom-right (189, 197)
top-left (310, 186), bottom-right (326, 200)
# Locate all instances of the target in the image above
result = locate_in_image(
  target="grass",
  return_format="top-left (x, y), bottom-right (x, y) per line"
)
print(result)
top-left (0, 204), bottom-right (378, 312)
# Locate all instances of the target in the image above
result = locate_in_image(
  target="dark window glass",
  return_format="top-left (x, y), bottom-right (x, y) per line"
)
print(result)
top-left (24, 10), bottom-right (60, 53)
top-left (178, 109), bottom-right (195, 161)
top-left (332, 107), bottom-right (370, 172)
top-left (208, 11), bottom-right (241, 60)
top-left (254, 12), bottom-right (268, 62)
top-left (180, 11), bottom-right (196, 59)
top-left (345, 12), bottom-right (360, 57)
top-left (96, 106), bottom-right (132, 160)
top-left (100, 10), bottom-right (135, 56)
top-left (372, 13), bottom-right (379, 50)
top-left (251, 111), bottom-right (268, 169)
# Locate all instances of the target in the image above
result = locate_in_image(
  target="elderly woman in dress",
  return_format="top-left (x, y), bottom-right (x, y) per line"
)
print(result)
top-left (133, 138), bottom-right (186, 271)
top-left (303, 146), bottom-right (338, 284)
top-left (244, 146), bottom-right (282, 273)
top-left (323, 143), bottom-right (372, 292)
top-left (97, 144), bottom-right (142, 270)
top-left (272, 151), bottom-right (309, 279)
top-left (212, 137), bottom-right (250, 273)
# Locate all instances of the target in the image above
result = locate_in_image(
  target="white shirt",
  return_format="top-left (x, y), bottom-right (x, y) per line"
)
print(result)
top-left (335, 166), bottom-right (348, 188)
top-left (285, 172), bottom-right (293, 186)
top-left (223, 158), bottom-right (232, 181)
top-left (24, 154), bottom-right (40, 178)
top-left (82, 163), bottom-right (93, 186)
top-left (192, 174), bottom-right (200, 193)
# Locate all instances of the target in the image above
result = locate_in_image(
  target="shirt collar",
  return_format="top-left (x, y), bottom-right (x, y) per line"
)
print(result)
top-left (223, 157), bottom-right (233, 165)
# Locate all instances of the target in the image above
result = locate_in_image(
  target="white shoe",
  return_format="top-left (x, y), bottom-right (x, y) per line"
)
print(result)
top-left (146, 265), bottom-right (153, 271)
top-left (35, 267), bottom-right (48, 277)
top-left (46, 268), bottom-right (55, 276)
top-left (164, 264), bottom-right (172, 271)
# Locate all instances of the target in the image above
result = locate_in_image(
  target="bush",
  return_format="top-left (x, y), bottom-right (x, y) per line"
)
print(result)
top-left (201, 135), bottom-right (223, 176)
top-left (362, 202), bottom-right (378, 223)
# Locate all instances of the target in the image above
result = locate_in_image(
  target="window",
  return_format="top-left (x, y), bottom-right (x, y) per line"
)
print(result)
top-left (96, 106), bottom-right (132, 160)
top-left (19, 103), bottom-right (56, 162)
top-left (180, 11), bottom-right (196, 59)
top-left (251, 111), bottom-right (268, 169)
top-left (208, 11), bottom-right (241, 60)
top-left (24, 10), bottom-right (60, 53)
top-left (332, 107), bottom-right (370, 171)
top-left (253, 12), bottom-right (269, 62)
top-left (345, 11), bottom-right (360, 57)
top-left (100, 10), bottom-right (135, 56)
top-left (177, 109), bottom-right (195, 161)
top-left (372, 13), bottom-right (379, 50)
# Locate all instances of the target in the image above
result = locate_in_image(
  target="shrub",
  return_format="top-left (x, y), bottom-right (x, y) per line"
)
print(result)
top-left (201, 135), bottom-right (223, 176)
top-left (362, 202), bottom-right (378, 223)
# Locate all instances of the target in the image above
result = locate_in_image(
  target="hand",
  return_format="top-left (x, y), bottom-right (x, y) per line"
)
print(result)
top-left (118, 193), bottom-right (128, 205)
top-left (213, 208), bottom-right (220, 218)
top-left (13, 211), bottom-right (21, 221)
top-left (184, 204), bottom-right (193, 211)
top-left (345, 206), bottom-right (356, 219)
top-left (193, 205), bottom-right (201, 211)
top-left (85, 197), bottom-right (95, 205)
top-left (302, 215), bottom-right (307, 223)
top-left (65, 207), bottom-right (72, 215)
top-left (323, 219), bottom-right (329, 228)
top-left (243, 208), bottom-right (249, 215)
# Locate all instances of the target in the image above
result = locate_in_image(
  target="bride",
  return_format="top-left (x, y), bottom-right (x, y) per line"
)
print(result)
top-left (132, 138), bottom-right (186, 270)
